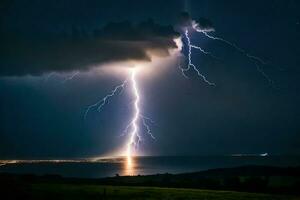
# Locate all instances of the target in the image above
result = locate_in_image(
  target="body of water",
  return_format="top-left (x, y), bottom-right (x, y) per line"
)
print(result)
top-left (0, 156), bottom-right (299, 178)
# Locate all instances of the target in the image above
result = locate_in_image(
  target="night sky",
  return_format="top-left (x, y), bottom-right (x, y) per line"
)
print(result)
top-left (0, 0), bottom-right (300, 159)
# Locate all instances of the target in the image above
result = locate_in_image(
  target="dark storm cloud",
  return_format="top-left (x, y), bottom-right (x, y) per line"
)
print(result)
top-left (194, 18), bottom-right (215, 32)
top-left (0, 20), bottom-right (179, 76)
top-left (176, 12), bottom-right (215, 32)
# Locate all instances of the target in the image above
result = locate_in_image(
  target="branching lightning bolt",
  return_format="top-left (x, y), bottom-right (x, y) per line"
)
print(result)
top-left (255, 63), bottom-right (276, 87)
top-left (199, 30), bottom-right (268, 65)
top-left (62, 71), bottom-right (80, 83)
top-left (125, 69), bottom-right (155, 158)
top-left (193, 28), bottom-right (276, 87)
top-left (141, 115), bottom-right (155, 140)
top-left (190, 45), bottom-right (218, 60)
top-left (181, 29), bottom-right (216, 86)
top-left (44, 71), bottom-right (81, 84)
top-left (126, 69), bottom-right (141, 158)
top-left (84, 78), bottom-right (128, 119)
top-left (84, 68), bottom-right (154, 159)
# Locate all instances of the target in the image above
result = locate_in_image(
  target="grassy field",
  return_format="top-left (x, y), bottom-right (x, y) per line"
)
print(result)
top-left (27, 184), bottom-right (297, 200)
top-left (1, 166), bottom-right (299, 199)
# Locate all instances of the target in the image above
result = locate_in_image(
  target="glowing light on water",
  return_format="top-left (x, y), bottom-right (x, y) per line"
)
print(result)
top-left (124, 155), bottom-right (135, 176)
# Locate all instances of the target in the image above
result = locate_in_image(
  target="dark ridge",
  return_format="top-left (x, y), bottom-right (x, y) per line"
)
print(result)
top-left (1, 165), bottom-right (300, 195)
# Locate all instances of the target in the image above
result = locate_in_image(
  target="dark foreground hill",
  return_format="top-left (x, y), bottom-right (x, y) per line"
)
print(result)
top-left (0, 165), bottom-right (299, 199)
top-left (99, 165), bottom-right (300, 194)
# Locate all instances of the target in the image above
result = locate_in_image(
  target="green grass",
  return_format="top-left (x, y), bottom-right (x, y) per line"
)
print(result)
top-left (29, 184), bottom-right (297, 200)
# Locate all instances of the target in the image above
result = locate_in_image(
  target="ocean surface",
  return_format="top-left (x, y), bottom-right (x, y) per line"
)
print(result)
top-left (0, 156), bottom-right (299, 178)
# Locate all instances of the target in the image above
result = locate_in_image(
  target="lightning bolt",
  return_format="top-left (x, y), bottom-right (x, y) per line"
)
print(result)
top-left (255, 63), bottom-right (275, 87)
top-left (44, 71), bottom-right (80, 84)
top-left (190, 44), bottom-right (218, 60)
top-left (193, 28), bottom-right (276, 87)
top-left (141, 115), bottom-right (155, 140)
top-left (124, 69), bottom-right (155, 159)
top-left (84, 78), bottom-right (128, 119)
top-left (62, 71), bottom-right (80, 83)
top-left (84, 68), bottom-right (154, 160)
top-left (181, 29), bottom-right (216, 86)
top-left (198, 29), bottom-right (268, 65)
top-left (126, 69), bottom-right (140, 158)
